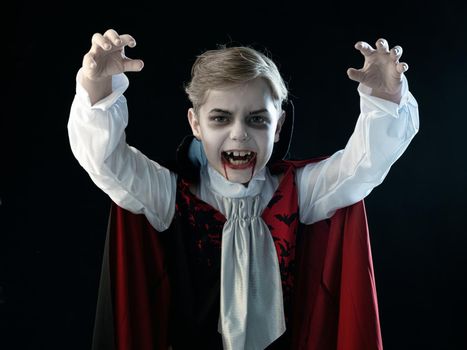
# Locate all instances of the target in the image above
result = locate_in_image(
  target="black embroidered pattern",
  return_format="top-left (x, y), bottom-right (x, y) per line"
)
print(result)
top-left (267, 193), bottom-right (283, 209)
top-left (176, 180), bottom-right (226, 270)
top-left (274, 212), bottom-right (298, 226)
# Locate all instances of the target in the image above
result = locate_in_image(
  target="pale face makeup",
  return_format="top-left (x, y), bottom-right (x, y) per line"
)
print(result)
top-left (188, 78), bottom-right (285, 185)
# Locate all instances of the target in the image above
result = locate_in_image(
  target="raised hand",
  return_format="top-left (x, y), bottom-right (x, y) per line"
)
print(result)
top-left (80, 29), bottom-right (144, 104)
top-left (347, 38), bottom-right (409, 104)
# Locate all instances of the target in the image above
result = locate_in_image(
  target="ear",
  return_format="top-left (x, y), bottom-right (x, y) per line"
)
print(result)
top-left (274, 111), bottom-right (286, 143)
top-left (187, 108), bottom-right (202, 140)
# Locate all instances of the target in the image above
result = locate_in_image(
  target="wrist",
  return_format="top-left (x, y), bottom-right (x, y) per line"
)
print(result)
top-left (369, 88), bottom-right (402, 104)
top-left (80, 74), bottom-right (113, 105)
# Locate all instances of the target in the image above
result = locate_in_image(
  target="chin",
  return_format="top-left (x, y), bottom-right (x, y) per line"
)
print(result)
top-left (227, 174), bottom-right (253, 184)
top-left (225, 167), bottom-right (258, 184)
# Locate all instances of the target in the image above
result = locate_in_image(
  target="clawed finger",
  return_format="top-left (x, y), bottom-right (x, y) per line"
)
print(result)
top-left (103, 29), bottom-right (136, 48)
top-left (104, 29), bottom-right (122, 46)
top-left (375, 38), bottom-right (389, 52)
top-left (119, 34), bottom-right (137, 48)
top-left (354, 41), bottom-right (375, 56)
top-left (91, 32), bottom-right (113, 54)
top-left (89, 30), bottom-right (138, 56)
top-left (390, 45), bottom-right (403, 60)
top-left (123, 57), bottom-right (144, 72)
top-left (396, 62), bottom-right (409, 74)
top-left (346, 67), bottom-right (365, 83)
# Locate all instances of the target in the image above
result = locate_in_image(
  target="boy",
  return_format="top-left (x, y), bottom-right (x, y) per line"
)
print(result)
top-left (68, 29), bottom-right (419, 350)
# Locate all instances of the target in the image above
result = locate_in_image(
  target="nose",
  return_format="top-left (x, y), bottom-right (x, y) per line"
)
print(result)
top-left (230, 121), bottom-right (249, 142)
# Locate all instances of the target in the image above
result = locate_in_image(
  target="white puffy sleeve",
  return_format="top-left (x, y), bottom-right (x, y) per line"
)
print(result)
top-left (67, 69), bottom-right (177, 231)
top-left (296, 76), bottom-right (419, 224)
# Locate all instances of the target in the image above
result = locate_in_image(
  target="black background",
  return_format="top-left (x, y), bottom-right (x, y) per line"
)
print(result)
top-left (4, 1), bottom-right (467, 349)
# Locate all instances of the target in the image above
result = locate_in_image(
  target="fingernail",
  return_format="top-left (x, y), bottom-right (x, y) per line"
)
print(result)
top-left (104, 43), bottom-right (111, 50)
top-left (129, 41), bottom-right (136, 47)
top-left (115, 39), bottom-right (122, 45)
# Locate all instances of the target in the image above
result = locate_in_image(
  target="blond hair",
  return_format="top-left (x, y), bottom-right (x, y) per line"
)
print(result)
top-left (185, 45), bottom-right (288, 113)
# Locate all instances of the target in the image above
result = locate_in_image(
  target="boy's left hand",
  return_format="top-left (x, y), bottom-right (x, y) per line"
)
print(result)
top-left (347, 38), bottom-right (408, 104)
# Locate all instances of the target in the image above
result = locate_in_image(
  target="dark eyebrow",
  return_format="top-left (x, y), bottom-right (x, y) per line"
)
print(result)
top-left (208, 108), bottom-right (269, 115)
top-left (208, 108), bottom-right (232, 115)
top-left (249, 109), bottom-right (268, 115)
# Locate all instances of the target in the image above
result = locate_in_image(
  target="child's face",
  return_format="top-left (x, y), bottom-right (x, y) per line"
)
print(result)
top-left (188, 78), bottom-right (284, 184)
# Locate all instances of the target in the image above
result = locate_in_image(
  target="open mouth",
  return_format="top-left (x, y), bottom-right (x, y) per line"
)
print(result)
top-left (221, 150), bottom-right (257, 169)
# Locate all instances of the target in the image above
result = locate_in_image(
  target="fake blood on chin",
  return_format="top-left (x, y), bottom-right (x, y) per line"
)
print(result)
top-left (221, 154), bottom-right (257, 182)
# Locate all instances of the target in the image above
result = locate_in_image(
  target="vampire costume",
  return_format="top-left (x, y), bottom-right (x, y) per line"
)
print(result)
top-left (91, 116), bottom-right (383, 349)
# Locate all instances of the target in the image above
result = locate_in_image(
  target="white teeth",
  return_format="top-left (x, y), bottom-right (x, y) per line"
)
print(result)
top-left (225, 151), bottom-right (252, 156)
top-left (222, 151), bottom-right (255, 165)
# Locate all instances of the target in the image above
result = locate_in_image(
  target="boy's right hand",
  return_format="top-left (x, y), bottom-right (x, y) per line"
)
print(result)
top-left (80, 29), bottom-right (144, 104)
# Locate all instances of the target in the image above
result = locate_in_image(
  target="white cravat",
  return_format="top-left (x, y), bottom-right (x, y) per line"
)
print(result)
top-left (199, 165), bottom-right (286, 350)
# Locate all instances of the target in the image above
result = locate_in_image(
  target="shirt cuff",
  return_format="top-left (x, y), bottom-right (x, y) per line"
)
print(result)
top-left (75, 68), bottom-right (130, 111)
top-left (357, 75), bottom-right (418, 118)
